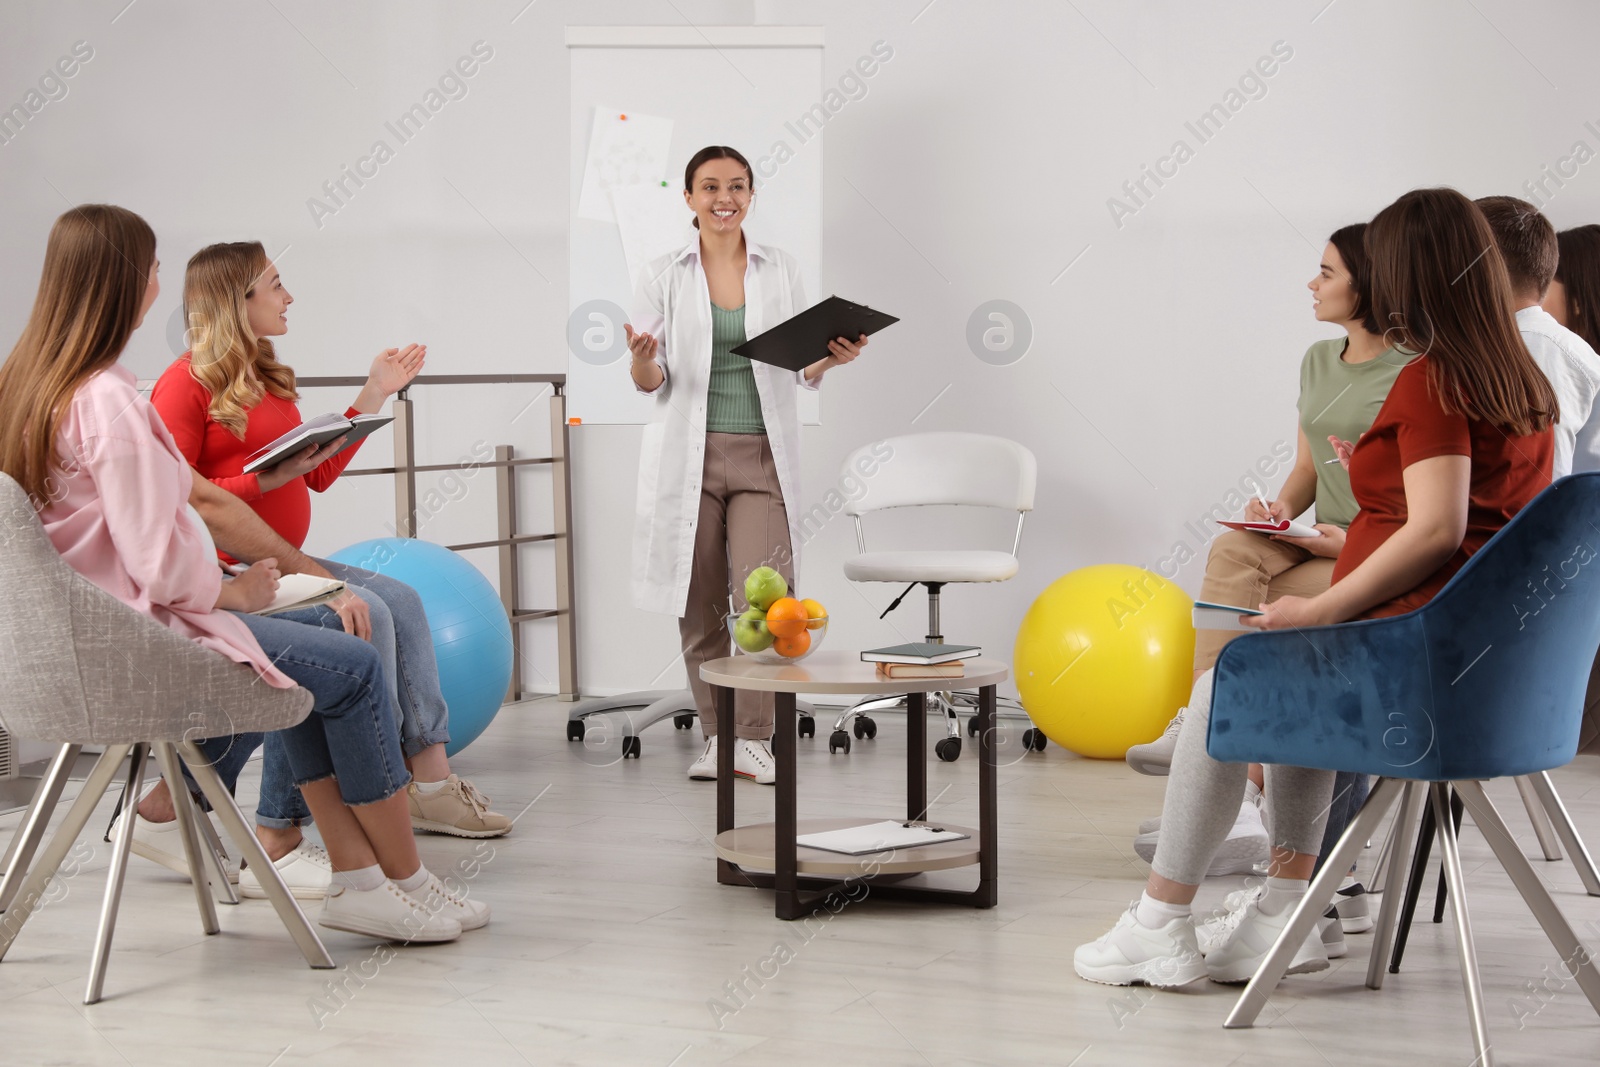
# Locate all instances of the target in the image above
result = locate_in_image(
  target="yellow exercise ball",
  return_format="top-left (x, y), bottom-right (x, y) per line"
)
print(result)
top-left (1014, 564), bottom-right (1195, 759)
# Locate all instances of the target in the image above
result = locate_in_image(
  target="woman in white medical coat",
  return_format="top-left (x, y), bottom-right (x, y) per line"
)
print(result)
top-left (626, 145), bottom-right (866, 784)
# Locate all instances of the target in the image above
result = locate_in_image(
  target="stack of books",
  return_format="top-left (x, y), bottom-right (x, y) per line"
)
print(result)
top-left (861, 642), bottom-right (981, 679)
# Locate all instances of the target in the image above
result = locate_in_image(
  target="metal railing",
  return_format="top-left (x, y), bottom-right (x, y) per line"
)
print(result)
top-left (298, 374), bottom-right (578, 702)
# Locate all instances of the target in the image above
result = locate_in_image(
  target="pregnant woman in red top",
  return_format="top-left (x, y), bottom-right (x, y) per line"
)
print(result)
top-left (1075, 187), bottom-right (1557, 989)
top-left (148, 242), bottom-right (509, 899)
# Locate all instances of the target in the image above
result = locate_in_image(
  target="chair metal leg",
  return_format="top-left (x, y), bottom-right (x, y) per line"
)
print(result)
top-left (86, 744), bottom-right (152, 1004)
top-left (1389, 787), bottom-right (1439, 973)
top-left (1527, 771), bottom-right (1600, 897)
top-left (1430, 782), bottom-right (1493, 1066)
top-left (178, 741), bottom-right (333, 970)
top-left (1226, 776), bottom-right (1404, 1029)
top-left (0, 743), bottom-right (81, 913)
top-left (1366, 794), bottom-right (1401, 897)
top-left (1454, 779), bottom-right (1600, 1017)
top-left (188, 799), bottom-right (240, 906)
top-left (1367, 780), bottom-right (1426, 991)
top-left (150, 744), bottom-right (219, 934)
top-left (1431, 789), bottom-right (1465, 924)
top-left (0, 746), bottom-right (130, 962)
top-left (1515, 774), bottom-right (1563, 861)
top-left (832, 695), bottom-right (904, 732)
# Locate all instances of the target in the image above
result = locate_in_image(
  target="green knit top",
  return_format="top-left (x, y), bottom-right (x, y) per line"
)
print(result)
top-left (705, 304), bottom-right (766, 435)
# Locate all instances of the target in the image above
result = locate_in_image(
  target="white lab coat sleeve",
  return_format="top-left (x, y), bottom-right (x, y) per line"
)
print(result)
top-left (630, 263), bottom-right (670, 396)
top-left (789, 258), bottom-right (822, 392)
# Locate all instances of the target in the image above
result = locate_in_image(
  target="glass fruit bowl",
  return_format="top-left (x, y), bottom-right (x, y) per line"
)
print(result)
top-left (726, 610), bottom-right (828, 665)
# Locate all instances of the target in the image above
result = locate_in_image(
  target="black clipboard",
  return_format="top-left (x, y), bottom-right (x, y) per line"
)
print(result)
top-left (730, 295), bottom-right (898, 372)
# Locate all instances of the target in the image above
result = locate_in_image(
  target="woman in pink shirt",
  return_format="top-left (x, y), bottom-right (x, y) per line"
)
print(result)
top-left (0, 204), bottom-right (482, 943)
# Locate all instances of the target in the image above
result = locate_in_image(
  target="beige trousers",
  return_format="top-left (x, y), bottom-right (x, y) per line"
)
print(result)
top-left (680, 433), bottom-right (795, 741)
top-left (1193, 530), bottom-right (1337, 672)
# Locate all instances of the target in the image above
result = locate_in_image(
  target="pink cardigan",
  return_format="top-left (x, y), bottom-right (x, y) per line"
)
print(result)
top-left (38, 364), bottom-right (295, 689)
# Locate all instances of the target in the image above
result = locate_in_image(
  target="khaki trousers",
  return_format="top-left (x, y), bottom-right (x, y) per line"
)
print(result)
top-left (680, 433), bottom-right (795, 741)
top-left (1193, 530), bottom-right (1337, 671)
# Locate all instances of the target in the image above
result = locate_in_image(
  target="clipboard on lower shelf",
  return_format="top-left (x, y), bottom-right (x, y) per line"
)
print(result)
top-left (1192, 600), bottom-right (1265, 633)
top-left (795, 820), bottom-right (970, 856)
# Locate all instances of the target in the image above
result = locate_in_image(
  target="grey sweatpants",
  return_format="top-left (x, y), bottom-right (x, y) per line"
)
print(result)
top-left (1150, 670), bottom-right (1338, 886)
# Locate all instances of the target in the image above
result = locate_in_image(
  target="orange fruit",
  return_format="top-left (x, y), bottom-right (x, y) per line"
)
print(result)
top-left (773, 629), bottom-right (811, 658)
top-left (799, 598), bottom-right (827, 630)
top-left (764, 597), bottom-right (808, 638)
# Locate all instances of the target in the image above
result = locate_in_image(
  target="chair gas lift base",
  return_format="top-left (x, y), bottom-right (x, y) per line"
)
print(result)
top-left (702, 651), bottom-right (1007, 920)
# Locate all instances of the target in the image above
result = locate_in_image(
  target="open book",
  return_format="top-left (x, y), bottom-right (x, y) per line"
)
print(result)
top-left (242, 413), bottom-right (393, 475)
top-left (1216, 518), bottom-right (1323, 539)
top-left (250, 573), bottom-right (347, 616)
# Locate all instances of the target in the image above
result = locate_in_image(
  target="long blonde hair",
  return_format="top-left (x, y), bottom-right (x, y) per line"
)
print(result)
top-left (0, 204), bottom-right (157, 505)
top-left (183, 241), bottom-right (298, 438)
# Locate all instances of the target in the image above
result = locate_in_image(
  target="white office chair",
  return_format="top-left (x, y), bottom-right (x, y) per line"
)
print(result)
top-left (832, 433), bottom-right (1042, 761)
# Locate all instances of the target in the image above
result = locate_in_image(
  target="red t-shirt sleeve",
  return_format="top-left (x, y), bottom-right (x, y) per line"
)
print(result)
top-left (1393, 361), bottom-right (1472, 467)
top-left (149, 359), bottom-right (263, 500)
top-left (303, 406), bottom-right (369, 493)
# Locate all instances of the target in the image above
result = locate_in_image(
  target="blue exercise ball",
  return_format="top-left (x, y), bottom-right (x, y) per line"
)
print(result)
top-left (326, 538), bottom-right (513, 756)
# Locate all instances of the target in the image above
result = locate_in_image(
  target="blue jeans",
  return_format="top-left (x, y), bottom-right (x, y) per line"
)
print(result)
top-left (1312, 770), bottom-right (1372, 878)
top-left (230, 611), bottom-right (410, 808)
top-left (191, 564), bottom-right (450, 827)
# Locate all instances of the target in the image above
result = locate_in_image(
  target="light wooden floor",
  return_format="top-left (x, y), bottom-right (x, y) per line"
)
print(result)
top-left (3, 700), bottom-right (1600, 1066)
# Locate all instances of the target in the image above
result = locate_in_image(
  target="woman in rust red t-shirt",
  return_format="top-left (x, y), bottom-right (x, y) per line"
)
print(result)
top-left (1075, 188), bottom-right (1558, 990)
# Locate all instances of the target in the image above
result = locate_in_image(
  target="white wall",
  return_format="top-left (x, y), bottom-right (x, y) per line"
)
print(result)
top-left (3, 0), bottom-right (1599, 720)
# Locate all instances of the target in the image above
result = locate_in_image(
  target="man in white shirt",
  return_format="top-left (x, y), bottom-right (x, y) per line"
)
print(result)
top-left (1477, 196), bottom-right (1600, 478)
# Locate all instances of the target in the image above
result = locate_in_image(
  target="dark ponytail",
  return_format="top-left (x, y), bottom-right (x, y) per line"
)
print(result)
top-left (684, 145), bottom-right (754, 230)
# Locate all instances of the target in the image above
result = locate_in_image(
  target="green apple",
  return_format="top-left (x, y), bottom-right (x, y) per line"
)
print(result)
top-left (733, 608), bottom-right (774, 653)
top-left (744, 566), bottom-right (788, 612)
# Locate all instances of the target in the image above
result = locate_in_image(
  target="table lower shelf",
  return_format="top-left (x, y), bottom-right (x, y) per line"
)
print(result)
top-left (714, 817), bottom-right (981, 876)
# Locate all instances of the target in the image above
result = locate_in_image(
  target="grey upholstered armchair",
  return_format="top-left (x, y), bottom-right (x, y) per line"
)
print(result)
top-left (0, 474), bottom-right (333, 1002)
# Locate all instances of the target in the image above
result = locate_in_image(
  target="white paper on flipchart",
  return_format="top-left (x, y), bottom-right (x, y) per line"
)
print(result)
top-left (577, 106), bottom-right (674, 223)
top-left (611, 183), bottom-right (695, 289)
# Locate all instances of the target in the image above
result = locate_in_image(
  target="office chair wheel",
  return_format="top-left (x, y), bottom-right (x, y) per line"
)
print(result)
top-left (566, 720), bottom-right (586, 742)
top-left (798, 716), bottom-right (815, 738)
top-left (622, 736), bottom-right (641, 759)
top-left (1023, 728), bottom-right (1047, 752)
top-left (853, 716), bottom-right (877, 740)
top-left (935, 737), bottom-right (962, 762)
top-left (673, 713), bottom-right (695, 730)
top-left (966, 715), bottom-right (979, 737)
top-left (829, 730), bottom-right (852, 755)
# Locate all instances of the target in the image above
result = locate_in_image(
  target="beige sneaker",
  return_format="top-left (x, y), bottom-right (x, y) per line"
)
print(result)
top-left (407, 775), bottom-right (511, 838)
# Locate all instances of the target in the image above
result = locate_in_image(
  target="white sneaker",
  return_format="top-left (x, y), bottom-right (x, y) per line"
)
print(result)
top-left (1318, 908), bottom-right (1348, 958)
top-left (1074, 903), bottom-right (1207, 987)
top-left (319, 881), bottom-right (462, 943)
top-left (1124, 707), bottom-right (1186, 776)
top-left (240, 839), bottom-right (333, 900)
top-left (688, 736), bottom-right (718, 780)
top-left (1134, 786), bottom-right (1269, 877)
top-left (735, 738), bottom-right (777, 785)
top-left (110, 809), bottom-right (239, 884)
top-left (1203, 887), bottom-right (1330, 983)
top-left (1138, 814), bottom-right (1162, 835)
top-left (414, 872), bottom-right (491, 931)
top-left (1336, 879), bottom-right (1374, 933)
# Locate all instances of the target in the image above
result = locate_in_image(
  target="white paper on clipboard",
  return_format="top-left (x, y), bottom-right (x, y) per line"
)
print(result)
top-left (578, 106), bottom-right (674, 223)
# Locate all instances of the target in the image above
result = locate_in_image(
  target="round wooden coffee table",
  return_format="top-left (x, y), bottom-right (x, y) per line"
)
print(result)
top-left (700, 650), bottom-right (1008, 920)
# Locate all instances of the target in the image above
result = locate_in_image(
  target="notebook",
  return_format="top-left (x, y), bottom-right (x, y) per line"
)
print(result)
top-left (249, 573), bottom-right (347, 616)
top-left (796, 821), bottom-right (970, 856)
top-left (861, 642), bottom-right (980, 666)
top-left (1216, 518), bottom-right (1323, 539)
top-left (1192, 600), bottom-right (1264, 632)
